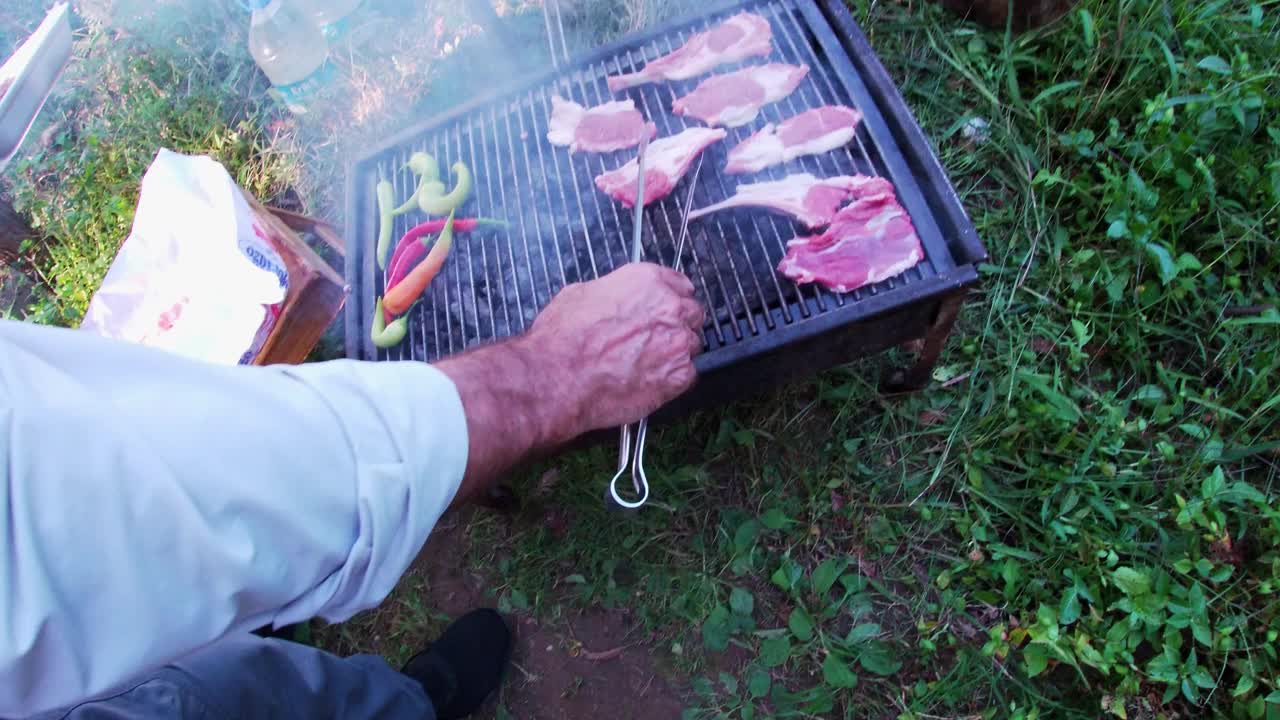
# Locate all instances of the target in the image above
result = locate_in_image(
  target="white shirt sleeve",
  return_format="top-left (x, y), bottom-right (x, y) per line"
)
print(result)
top-left (0, 319), bottom-right (470, 716)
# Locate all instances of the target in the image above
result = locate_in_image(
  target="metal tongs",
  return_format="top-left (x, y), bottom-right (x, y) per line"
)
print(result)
top-left (608, 137), bottom-right (705, 509)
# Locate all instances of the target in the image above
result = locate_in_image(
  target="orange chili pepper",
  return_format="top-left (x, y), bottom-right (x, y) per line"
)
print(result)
top-left (383, 211), bottom-right (455, 316)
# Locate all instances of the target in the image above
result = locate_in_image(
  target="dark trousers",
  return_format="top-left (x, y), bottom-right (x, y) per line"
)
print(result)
top-left (29, 635), bottom-right (435, 720)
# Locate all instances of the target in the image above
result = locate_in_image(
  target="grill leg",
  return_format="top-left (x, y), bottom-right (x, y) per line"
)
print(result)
top-left (885, 292), bottom-right (965, 392)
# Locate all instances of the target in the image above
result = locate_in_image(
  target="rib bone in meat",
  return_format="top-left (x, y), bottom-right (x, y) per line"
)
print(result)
top-left (688, 173), bottom-right (891, 229)
top-left (595, 127), bottom-right (727, 208)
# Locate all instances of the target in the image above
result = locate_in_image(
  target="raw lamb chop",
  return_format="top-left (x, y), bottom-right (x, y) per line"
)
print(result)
top-left (595, 127), bottom-right (727, 208)
top-left (546, 95), bottom-right (656, 153)
top-left (671, 63), bottom-right (809, 128)
top-left (725, 105), bottom-right (864, 174)
top-left (688, 173), bottom-right (891, 229)
top-left (777, 189), bottom-right (924, 293)
top-left (607, 12), bottom-right (773, 92)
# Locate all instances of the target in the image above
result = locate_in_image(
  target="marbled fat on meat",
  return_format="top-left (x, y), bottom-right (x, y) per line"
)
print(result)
top-left (671, 63), bottom-right (808, 128)
top-left (546, 96), bottom-right (656, 153)
top-left (725, 105), bottom-right (864, 174)
top-left (777, 189), bottom-right (924, 293)
top-left (606, 12), bottom-right (773, 92)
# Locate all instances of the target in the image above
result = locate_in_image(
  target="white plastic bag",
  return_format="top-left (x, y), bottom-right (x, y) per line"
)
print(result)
top-left (81, 149), bottom-right (288, 364)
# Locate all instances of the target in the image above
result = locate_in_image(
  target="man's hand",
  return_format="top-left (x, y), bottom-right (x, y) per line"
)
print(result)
top-left (436, 263), bottom-right (704, 505)
top-left (524, 263), bottom-right (705, 436)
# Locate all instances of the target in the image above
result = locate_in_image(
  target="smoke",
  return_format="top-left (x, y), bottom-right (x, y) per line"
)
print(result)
top-left (2, 0), bottom-right (707, 218)
top-left (265, 0), bottom-right (702, 216)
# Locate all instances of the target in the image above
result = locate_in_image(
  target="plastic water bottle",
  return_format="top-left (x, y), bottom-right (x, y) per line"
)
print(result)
top-left (295, 0), bottom-right (363, 41)
top-left (247, 0), bottom-right (330, 114)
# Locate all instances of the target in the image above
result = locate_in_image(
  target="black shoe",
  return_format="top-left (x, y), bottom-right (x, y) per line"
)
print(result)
top-left (401, 609), bottom-right (512, 719)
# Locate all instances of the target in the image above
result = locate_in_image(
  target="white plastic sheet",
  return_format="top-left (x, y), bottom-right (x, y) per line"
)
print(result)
top-left (81, 149), bottom-right (288, 364)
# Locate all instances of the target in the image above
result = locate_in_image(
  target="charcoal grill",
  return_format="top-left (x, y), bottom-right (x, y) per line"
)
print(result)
top-left (344, 0), bottom-right (987, 411)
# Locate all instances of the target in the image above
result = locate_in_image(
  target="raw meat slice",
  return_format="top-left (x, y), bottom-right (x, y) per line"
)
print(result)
top-left (595, 127), bottom-right (727, 208)
top-left (546, 95), bottom-right (657, 153)
top-left (725, 105), bottom-right (864, 174)
top-left (606, 12), bottom-right (773, 92)
top-left (671, 63), bottom-right (808, 128)
top-left (777, 189), bottom-right (924, 293)
top-left (688, 173), bottom-right (891, 229)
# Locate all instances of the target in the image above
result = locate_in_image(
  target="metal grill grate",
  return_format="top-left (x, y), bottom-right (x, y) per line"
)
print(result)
top-left (347, 0), bottom-right (983, 372)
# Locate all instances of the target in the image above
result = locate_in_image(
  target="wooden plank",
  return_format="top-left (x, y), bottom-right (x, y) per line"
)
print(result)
top-left (242, 191), bottom-right (348, 365)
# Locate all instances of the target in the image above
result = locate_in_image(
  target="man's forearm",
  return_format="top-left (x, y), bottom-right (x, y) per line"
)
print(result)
top-left (433, 264), bottom-right (704, 507)
top-left (436, 336), bottom-right (577, 506)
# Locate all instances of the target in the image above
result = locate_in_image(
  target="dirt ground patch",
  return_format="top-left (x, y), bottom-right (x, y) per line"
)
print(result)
top-left (427, 513), bottom-right (685, 720)
top-left (316, 510), bottom-right (687, 719)
top-left (496, 611), bottom-right (684, 720)
top-left (0, 262), bottom-right (37, 316)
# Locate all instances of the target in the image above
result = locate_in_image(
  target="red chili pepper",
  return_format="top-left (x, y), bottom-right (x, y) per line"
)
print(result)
top-left (386, 240), bottom-right (428, 296)
top-left (384, 217), bottom-right (506, 292)
top-left (384, 213), bottom-right (457, 316)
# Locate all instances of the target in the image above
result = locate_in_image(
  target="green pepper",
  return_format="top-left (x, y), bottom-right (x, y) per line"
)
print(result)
top-left (378, 319), bottom-right (408, 348)
top-left (375, 180), bottom-right (396, 270)
top-left (391, 153), bottom-right (441, 215)
top-left (392, 193), bottom-right (419, 217)
top-left (406, 152), bottom-right (439, 180)
top-left (370, 297), bottom-right (408, 348)
top-left (418, 161), bottom-right (472, 216)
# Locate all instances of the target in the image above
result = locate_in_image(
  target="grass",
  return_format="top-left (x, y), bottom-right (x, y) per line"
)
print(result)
top-left (3, 0), bottom-right (1279, 717)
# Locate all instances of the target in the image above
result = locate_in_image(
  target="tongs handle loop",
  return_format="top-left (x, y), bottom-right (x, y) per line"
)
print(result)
top-left (608, 420), bottom-right (649, 509)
